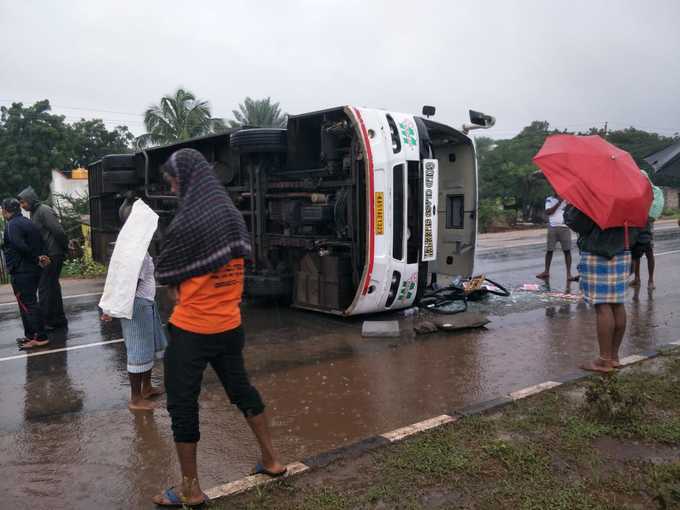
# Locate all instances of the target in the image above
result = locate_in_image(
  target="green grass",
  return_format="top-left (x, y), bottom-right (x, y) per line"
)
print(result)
top-left (214, 349), bottom-right (680, 510)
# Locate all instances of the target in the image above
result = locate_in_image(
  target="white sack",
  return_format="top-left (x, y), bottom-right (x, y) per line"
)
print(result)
top-left (98, 200), bottom-right (159, 319)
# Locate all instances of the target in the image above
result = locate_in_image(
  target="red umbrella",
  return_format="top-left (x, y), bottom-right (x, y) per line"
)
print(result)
top-left (533, 135), bottom-right (652, 230)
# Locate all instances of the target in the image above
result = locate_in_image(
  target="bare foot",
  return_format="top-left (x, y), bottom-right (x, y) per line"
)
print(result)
top-left (648, 280), bottom-right (655, 290)
top-left (536, 272), bottom-right (550, 279)
top-left (19, 339), bottom-right (50, 350)
top-left (580, 358), bottom-right (614, 373)
top-left (567, 275), bottom-right (580, 282)
top-left (142, 386), bottom-right (164, 399)
top-left (610, 359), bottom-right (621, 369)
top-left (128, 399), bottom-right (155, 412)
top-left (629, 279), bottom-right (641, 288)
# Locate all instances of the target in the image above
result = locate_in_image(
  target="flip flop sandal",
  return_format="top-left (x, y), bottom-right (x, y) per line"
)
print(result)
top-left (251, 462), bottom-right (288, 478)
top-left (154, 486), bottom-right (209, 508)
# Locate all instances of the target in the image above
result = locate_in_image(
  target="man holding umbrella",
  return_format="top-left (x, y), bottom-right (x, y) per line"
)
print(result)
top-left (534, 135), bottom-right (652, 373)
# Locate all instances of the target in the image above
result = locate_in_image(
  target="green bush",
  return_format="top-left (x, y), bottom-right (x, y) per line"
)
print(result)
top-left (661, 207), bottom-right (680, 219)
top-left (478, 199), bottom-right (518, 233)
top-left (584, 374), bottom-right (646, 424)
top-left (61, 258), bottom-right (107, 279)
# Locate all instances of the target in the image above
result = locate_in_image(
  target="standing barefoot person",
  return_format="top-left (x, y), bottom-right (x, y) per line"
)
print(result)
top-left (153, 149), bottom-right (285, 508)
top-left (565, 205), bottom-right (639, 373)
top-left (101, 198), bottom-right (166, 412)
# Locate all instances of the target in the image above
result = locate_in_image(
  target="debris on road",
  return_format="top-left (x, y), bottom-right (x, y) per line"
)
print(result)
top-left (414, 312), bottom-right (490, 335)
top-left (361, 320), bottom-right (400, 338)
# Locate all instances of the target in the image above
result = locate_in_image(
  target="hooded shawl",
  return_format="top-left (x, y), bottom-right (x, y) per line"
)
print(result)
top-left (155, 149), bottom-right (251, 285)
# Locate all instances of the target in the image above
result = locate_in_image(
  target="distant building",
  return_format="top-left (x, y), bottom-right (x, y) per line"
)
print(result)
top-left (50, 168), bottom-right (88, 209)
top-left (661, 186), bottom-right (680, 210)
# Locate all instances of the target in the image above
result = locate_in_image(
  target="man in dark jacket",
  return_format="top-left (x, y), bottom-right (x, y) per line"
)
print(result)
top-left (18, 187), bottom-right (69, 330)
top-left (1, 198), bottom-right (50, 349)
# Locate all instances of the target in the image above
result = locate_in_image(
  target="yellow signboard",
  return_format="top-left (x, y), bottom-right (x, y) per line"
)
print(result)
top-left (375, 192), bottom-right (384, 235)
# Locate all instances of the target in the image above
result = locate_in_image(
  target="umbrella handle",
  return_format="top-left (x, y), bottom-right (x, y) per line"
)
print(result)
top-left (624, 221), bottom-right (629, 251)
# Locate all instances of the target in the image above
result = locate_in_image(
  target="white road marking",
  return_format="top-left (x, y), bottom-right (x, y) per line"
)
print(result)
top-left (205, 462), bottom-right (310, 499)
top-left (510, 381), bottom-right (561, 400)
top-left (618, 354), bottom-right (649, 366)
top-left (0, 338), bottom-right (123, 363)
top-left (381, 414), bottom-right (457, 442)
top-left (656, 249), bottom-right (680, 257)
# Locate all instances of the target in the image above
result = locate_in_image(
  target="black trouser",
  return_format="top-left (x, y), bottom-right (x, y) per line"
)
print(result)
top-left (165, 324), bottom-right (265, 443)
top-left (11, 271), bottom-right (47, 341)
top-left (38, 254), bottom-right (67, 327)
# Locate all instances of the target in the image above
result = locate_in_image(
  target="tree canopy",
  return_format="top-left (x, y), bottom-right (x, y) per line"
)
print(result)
top-left (229, 97), bottom-right (287, 128)
top-left (66, 119), bottom-right (134, 169)
top-left (0, 100), bottom-right (70, 199)
top-left (137, 88), bottom-right (226, 148)
top-left (476, 122), bottom-right (680, 226)
top-left (0, 100), bottom-right (134, 200)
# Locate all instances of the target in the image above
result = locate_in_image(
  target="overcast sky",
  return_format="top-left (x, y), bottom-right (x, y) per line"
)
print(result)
top-left (1, 0), bottom-right (678, 139)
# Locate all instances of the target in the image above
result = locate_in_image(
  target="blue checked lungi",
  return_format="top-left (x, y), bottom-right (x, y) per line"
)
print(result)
top-left (120, 297), bottom-right (167, 373)
top-left (578, 251), bottom-right (631, 305)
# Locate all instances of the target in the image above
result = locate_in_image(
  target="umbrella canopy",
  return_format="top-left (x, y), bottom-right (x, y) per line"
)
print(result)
top-left (533, 135), bottom-right (652, 229)
top-left (644, 139), bottom-right (680, 178)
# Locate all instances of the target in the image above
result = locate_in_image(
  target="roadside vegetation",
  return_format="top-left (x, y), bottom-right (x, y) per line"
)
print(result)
top-left (661, 207), bottom-right (680, 220)
top-left (60, 258), bottom-right (106, 279)
top-left (219, 349), bottom-right (680, 510)
top-left (476, 123), bottom-right (679, 232)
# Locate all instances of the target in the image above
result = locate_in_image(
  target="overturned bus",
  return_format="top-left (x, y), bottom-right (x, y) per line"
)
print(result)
top-left (88, 106), bottom-right (494, 315)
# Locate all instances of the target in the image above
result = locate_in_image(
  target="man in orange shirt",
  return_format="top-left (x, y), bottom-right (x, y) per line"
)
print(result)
top-left (152, 149), bottom-right (285, 508)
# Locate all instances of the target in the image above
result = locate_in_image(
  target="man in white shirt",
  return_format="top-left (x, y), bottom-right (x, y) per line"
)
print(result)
top-left (536, 194), bottom-right (578, 281)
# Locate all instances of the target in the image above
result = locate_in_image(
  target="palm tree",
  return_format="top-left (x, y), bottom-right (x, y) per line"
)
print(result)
top-left (136, 88), bottom-right (226, 148)
top-left (229, 97), bottom-right (287, 128)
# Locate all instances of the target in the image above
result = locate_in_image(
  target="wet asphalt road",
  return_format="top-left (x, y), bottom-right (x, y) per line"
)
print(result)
top-left (1, 235), bottom-right (679, 509)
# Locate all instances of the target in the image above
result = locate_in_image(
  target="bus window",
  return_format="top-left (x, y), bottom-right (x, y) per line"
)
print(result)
top-left (393, 164), bottom-right (405, 260)
top-left (386, 115), bottom-right (401, 154)
top-left (446, 194), bottom-right (465, 229)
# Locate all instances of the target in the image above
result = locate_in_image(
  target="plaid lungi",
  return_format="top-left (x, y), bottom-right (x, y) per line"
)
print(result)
top-left (578, 251), bottom-right (631, 305)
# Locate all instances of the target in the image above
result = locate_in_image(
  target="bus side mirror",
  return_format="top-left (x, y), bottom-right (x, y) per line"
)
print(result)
top-left (469, 110), bottom-right (495, 128)
top-left (422, 106), bottom-right (436, 118)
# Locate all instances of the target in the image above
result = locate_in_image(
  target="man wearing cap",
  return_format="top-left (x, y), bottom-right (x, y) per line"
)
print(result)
top-left (18, 186), bottom-right (69, 330)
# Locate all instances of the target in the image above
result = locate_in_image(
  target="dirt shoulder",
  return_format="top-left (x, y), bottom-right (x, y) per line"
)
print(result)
top-left (218, 349), bottom-right (680, 510)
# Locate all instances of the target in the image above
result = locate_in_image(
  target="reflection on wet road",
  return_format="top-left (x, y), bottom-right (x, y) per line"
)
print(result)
top-left (1, 236), bottom-right (679, 509)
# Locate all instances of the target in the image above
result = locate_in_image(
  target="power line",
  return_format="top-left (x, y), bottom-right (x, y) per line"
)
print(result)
top-left (0, 98), bottom-right (143, 117)
top-left (0, 98), bottom-right (234, 121)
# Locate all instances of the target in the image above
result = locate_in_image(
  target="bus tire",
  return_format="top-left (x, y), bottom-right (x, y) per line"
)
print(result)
top-left (230, 128), bottom-right (287, 154)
